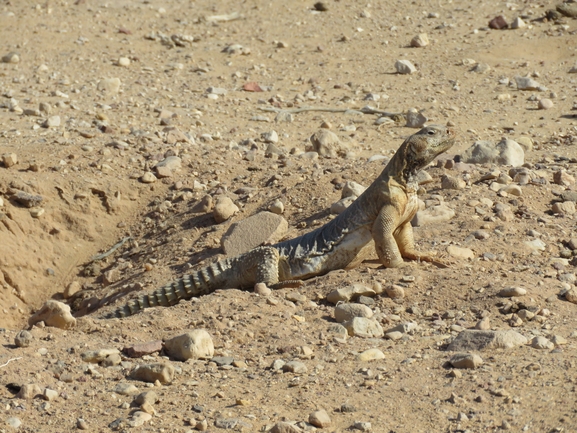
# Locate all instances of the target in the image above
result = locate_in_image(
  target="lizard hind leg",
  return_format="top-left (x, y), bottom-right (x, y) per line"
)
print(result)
top-left (240, 246), bottom-right (281, 287)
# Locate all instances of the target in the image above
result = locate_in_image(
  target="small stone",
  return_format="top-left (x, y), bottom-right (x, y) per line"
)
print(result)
top-left (130, 363), bottom-right (175, 384)
top-left (6, 417), bottom-right (22, 429)
top-left (472, 63), bottom-right (491, 74)
top-left (309, 410), bottom-right (332, 428)
top-left (565, 288), bottom-right (577, 304)
top-left (43, 115), bottom-right (61, 128)
top-left (405, 108), bottom-right (427, 128)
top-left (357, 348), bottom-right (385, 361)
top-left (164, 330), bottom-right (214, 361)
top-left (498, 287), bottom-right (526, 297)
top-left (118, 57), bottom-right (131, 67)
top-left (63, 281), bottom-right (81, 299)
top-left (221, 211), bottom-right (288, 256)
top-left (77, 418), bottom-right (89, 430)
top-left (28, 300), bottom-right (76, 329)
top-left (489, 15), bottom-right (508, 29)
top-left (309, 129), bottom-right (344, 157)
top-left (475, 317), bottom-right (491, 330)
top-left (16, 384), bottom-right (42, 399)
top-left (154, 156), bottom-right (182, 178)
top-left (410, 33), bottom-right (429, 47)
top-left (254, 282), bottom-right (272, 296)
top-left (552, 201), bottom-right (575, 215)
top-left (450, 353), bottom-right (483, 369)
top-left (2, 52), bottom-right (20, 63)
top-left (385, 331), bottom-right (403, 340)
top-left (114, 383), bottom-right (139, 396)
top-left (15, 330), bottom-right (33, 347)
top-left (283, 360), bottom-right (308, 374)
top-left (2, 153), bottom-right (17, 168)
top-left (269, 422), bottom-right (303, 433)
top-left (128, 411), bottom-right (152, 427)
top-left (342, 181), bottom-right (367, 198)
top-left (531, 336), bottom-right (554, 350)
top-left (553, 170), bottom-right (575, 186)
top-left (447, 330), bottom-right (527, 351)
top-left (81, 348), bottom-right (121, 363)
top-left (123, 340), bottom-right (163, 358)
top-left (511, 17), bottom-right (526, 29)
top-left (342, 317), bottom-right (384, 338)
top-left (412, 204), bottom-right (455, 226)
top-left (441, 175), bottom-right (465, 190)
top-left (140, 172), bottom-right (157, 183)
top-left (515, 76), bottom-right (545, 91)
top-left (269, 199), bottom-right (284, 214)
top-left (395, 59), bottom-right (417, 74)
top-left (313, 2), bottom-right (329, 11)
top-left (385, 284), bottom-right (405, 299)
top-left (133, 391), bottom-right (159, 406)
top-left (97, 77), bottom-right (121, 93)
top-left (352, 421), bottom-right (372, 431)
top-left (538, 98), bottom-right (553, 110)
top-left (262, 130), bottom-right (279, 143)
top-left (213, 196), bottom-right (239, 223)
top-left (447, 245), bottom-right (474, 260)
top-left (334, 303), bottom-right (373, 323)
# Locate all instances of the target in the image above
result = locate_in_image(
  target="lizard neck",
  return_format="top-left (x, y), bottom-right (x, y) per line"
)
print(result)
top-left (378, 144), bottom-right (422, 188)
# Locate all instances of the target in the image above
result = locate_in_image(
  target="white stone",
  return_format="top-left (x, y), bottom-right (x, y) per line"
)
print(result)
top-left (395, 59), bottom-right (417, 74)
top-left (357, 348), bottom-right (385, 361)
top-left (164, 330), bottom-right (214, 361)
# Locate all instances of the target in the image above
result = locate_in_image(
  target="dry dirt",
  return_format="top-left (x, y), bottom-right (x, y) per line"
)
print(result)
top-left (1, 0), bottom-right (577, 432)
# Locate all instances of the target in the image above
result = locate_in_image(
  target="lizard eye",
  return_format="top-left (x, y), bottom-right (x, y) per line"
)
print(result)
top-left (427, 129), bottom-right (436, 135)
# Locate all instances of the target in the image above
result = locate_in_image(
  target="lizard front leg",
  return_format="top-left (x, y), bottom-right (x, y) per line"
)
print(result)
top-left (395, 222), bottom-right (447, 267)
top-left (372, 205), bottom-right (405, 268)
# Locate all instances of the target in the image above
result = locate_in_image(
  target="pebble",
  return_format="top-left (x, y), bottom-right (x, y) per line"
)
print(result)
top-left (446, 245), bottom-right (474, 260)
top-left (531, 336), bottom-right (554, 350)
top-left (489, 15), bottom-right (508, 29)
top-left (213, 196), bottom-right (239, 223)
top-left (395, 59), bottom-right (417, 74)
top-left (538, 98), bottom-right (553, 110)
top-left (475, 317), bottom-right (491, 330)
top-left (154, 156), bottom-right (182, 178)
top-left (6, 417), bottom-right (22, 429)
top-left (81, 348), bottom-right (120, 363)
top-left (447, 330), bottom-right (527, 351)
top-left (410, 33), bottom-right (429, 47)
top-left (269, 199), bottom-right (284, 214)
top-left (16, 384), bottom-right (42, 399)
top-left (269, 422), bottom-right (303, 433)
top-left (441, 175), bottom-right (465, 190)
top-left (515, 76), bottom-right (546, 91)
top-left (309, 129), bottom-right (343, 157)
top-left (309, 410), bottom-right (332, 428)
top-left (133, 391), bottom-right (159, 406)
top-left (2, 153), bottom-right (17, 167)
top-left (262, 130), bottom-right (279, 143)
top-left (221, 211), bottom-right (288, 256)
top-left (342, 317), bottom-right (384, 338)
top-left (63, 281), bottom-right (81, 299)
top-left (114, 383), bottom-right (139, 396)
top-left (405, 108), bottom-right (427, 128)
top-left (385, 284), bottom-right (405, 299)
top-left (15, 330), bottom-right (33, 347)
top-left (357, 348), bottom-right (385, 361)
top-left (449, 353), bottom-right (483, 369)
top-left (334, 303), bottom-right (373, 323)
top-left (43, 115), bottom-right (61, 128)
top-left (352, 421), bottom-right (372, 431)
top-left (28, 300), bottom-right (76, 329)
top-left (128, 411), bottom-right (152, 427)
top-left (164, 330), bottom-right (214, 361)
top-left (118, 57), bottom-right (130, 67)
top-left (130, 363), bottom-right (175, 384)
top-left (511, 17), bottom-right (526, 29)
top-left (30, 207), bottom-right (45, 218)
top-left (564, 288), bottom-right (577, 304)
top-left (551, 201), bottom-right (575, 215)
top-left (342, 181), bottom-right (367, 198)
top-left (498, 287), bottom-right (527, 297)
top-left (77, 419), bottom-right (88, 430)
top-left (140, 172), bottom-right (157, 183)
top-left (123, 340), bottom-right (163, 358)
top-left (282, 360), bottom-right (308, 374)
top-left (412, 204), bottom-right (455, 226)
top-left (97, 77), bottom-right (121, 93)
top-left (254, 282), bottom-right (272, 296)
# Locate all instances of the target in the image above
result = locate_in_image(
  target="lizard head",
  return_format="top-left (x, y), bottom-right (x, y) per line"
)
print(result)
top-left (399, 125), bottom-right (456, 181)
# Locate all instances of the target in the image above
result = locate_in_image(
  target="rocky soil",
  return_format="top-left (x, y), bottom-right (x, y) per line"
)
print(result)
top-left (1, 0), bottom-right (577, 432)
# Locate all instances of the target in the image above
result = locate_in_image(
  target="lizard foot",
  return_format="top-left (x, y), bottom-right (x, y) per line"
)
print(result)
top-left (402, 251), bottom-right (450, 268)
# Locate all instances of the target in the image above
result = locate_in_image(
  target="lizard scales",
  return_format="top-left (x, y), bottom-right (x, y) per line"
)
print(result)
top-left (107, 125), bottom-right (456, 318)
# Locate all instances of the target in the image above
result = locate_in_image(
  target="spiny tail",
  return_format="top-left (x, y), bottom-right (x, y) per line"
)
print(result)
top-left (106, 259), bottom-right (232, 318)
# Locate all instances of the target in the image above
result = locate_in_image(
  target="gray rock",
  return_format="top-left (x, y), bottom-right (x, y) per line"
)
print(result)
top-left (395, 59), bottom-right (417, 74)
top-left (269, 422), bottom-right (304, 433)
top-left (387, 322), bottom-right (418, 334)
top-left (343, 317), bottom-right (384, 338)
top-left (154, 156), bottom-right (182, 178)
top-left (412, 204), bottom-right (455, 226)
top-left (309, 410), bottom-right (332, 428)
top-left (282, 360), bottom-right (308, 374)
top-left (515, 76), bottom-right (546, 91)
top-left (498, 287), bottom-right (527, 297)
top-left (28, 300), bottom-right (76, 329)
top-left (221, 211), bottom-right (288, 256)
top-left (14, 330), bottom-right (33, 347)
top-left (531, 336), bottom-right (554, 350)
top-left (6, 417), bottom-right (22, 429)
top-left (410, 33), bottom-right (429, 47)
top-left (2, 153), bottom-right (17, 167)
top-left (213, 196), bottom-right (239, 223)
top-left (97, 77), bottom-right (121, 93)
top-left (330, 196), bottom-right (356, 214)
top-left (133, 391), bottom-right (159, 406)
top-left (114, 383), bottom-right (139, 396)
top-left (460, 139), bottom-right (524, 167)
top-left (341, 181), bottom-right (366, 198)
top-left (334, 303), bottom-right (373, 323)
top-left (326, 284), bottom-right (375, 304)
top-left (405, 108), bottom-right (427, 128)
top-left (309, 129), bottom-right (344, 157)
top-left (357, 348), bottom-right (385, 361)
top-left (164, 330), bottom-right (214, 361)
top-left (13, 191), bottom-right (43, 208)
top-left (140, 172), bottom-right (157, 183)
top-left (16, 383), bottom-right (42, 399)
top-left (449, 353), bottom-right (483, 369)
top-left (81, 348), bottom-right (120, 363)
top-left (447, 330), bottom-right (527, 351)
top-left (130, 363), bottom-right (175, 384)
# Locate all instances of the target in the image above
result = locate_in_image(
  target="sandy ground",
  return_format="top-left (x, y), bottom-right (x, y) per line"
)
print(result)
top-left (1, 0), bottom-right (577, 431)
